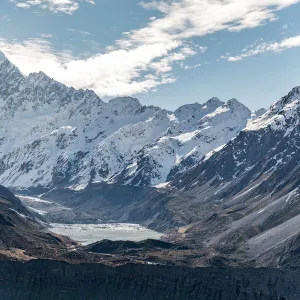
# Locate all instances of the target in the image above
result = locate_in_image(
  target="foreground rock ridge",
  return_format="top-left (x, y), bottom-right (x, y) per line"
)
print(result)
top-left (1, 259), bottom-right (300, 300)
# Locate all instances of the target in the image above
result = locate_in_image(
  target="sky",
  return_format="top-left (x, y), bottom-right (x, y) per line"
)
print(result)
top-left (1, 0), bottom-right (300, 111)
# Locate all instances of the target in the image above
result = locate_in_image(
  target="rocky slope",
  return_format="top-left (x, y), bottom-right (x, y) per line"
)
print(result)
top-left (2, 184), bottom-right (300, 299)
top-left (1, 259), bottom-right (299, 300)
top-left (0, 185), bottom-right (165, 265)
top-left (0, 185), bottom-right (72, 260)
top-left (0, 51), bottom-right (252, 188)
top-left (4, 49), bottom-right (300, 272)
top-left (22, 84), bottom-right (300, 270)
top-left (163, 85), bottom-right (300, 265)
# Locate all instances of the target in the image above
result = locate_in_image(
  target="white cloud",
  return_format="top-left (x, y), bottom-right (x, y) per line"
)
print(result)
top-left (228, 56), bottom-right (243, 62)
top-left (129, 0), bottom-right (300, 47)
top-left (0, 38), bottom-right (194, 96)
top-left (12, 0), bottom-right (94, 14)
top-left (181, 63), bottom-right (202, 70)
top-left (224, 35), bottom-right (300, 62)
top-left (1, 16), bottom-right (11, 21)
top-left (16, 2), bottom-right (30, 8)
top-left (67, 28), bottom-right (92, 36)
top-left (149, 45), bottom-right (197, 74)
top-left (40, 33), bottom-right (53, 38)
top-left (3, 0), bottom-right (300, 97)
top-left (199, 46), bottom-right (207, 53)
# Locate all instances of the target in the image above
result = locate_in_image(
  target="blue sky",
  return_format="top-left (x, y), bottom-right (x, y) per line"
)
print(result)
top-left (1, 0), bottom-right (300, 111)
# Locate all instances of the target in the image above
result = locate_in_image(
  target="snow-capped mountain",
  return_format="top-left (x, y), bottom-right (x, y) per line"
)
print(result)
top-left (0, 52), bottom-right (252, 189)
top-left (4, 49), bottom-right (300, 270)
top-left (165, 85), bottom-right (300, 260)
top-left (174, 85), bottom-right (300, 193)
top-left (114, 99), bottom-right (251, 186)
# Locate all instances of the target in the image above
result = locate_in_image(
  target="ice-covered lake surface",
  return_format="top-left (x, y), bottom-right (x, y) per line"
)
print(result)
top-left (49, 223), bottom-right (163, 245)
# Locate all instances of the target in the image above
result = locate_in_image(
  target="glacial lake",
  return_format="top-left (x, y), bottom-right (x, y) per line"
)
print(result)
top-left (49, 223), bottom-right (163, 245)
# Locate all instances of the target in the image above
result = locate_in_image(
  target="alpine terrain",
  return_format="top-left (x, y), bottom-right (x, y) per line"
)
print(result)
top-left (0, 51), bottom-right (252, 189)
top-left (2, 50), bottom-right (300, 299)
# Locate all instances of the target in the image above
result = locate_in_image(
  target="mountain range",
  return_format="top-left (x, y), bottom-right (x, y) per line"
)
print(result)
top-left (0, 50), bottom-right (257, 189)
top-left (2, 50), bottom-right (300, 271)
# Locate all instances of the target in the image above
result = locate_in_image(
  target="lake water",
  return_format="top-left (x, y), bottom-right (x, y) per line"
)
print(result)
top-left (49, 223), bottom-right (163, 245)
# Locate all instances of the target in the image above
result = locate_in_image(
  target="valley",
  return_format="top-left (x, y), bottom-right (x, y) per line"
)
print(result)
top-left (1, 51), bottom-right (300, 298)
top-left (18, 193), bottom-right (163, 245)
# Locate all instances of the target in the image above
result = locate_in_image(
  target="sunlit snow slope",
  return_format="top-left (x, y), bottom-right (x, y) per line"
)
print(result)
top-left (0, 51), bottom-right (252, 188)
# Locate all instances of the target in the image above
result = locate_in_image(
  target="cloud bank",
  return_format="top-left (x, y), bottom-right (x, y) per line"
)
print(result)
top-left (224, 35), bottom-right (300, 62)
top-left (3, 0), bottom-right (300, 97)
top-left (11, 0), bottom-right (94, 14)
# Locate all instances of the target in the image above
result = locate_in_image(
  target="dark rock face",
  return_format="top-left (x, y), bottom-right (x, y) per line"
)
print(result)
top-left (0, 185), bottom-right (28, 213)
top-left (85, 239), bottom-right (190, 255)
top-left (0, 260), bottom-right (299, 300)
top-left (0, 185), bottom-right (71, 259)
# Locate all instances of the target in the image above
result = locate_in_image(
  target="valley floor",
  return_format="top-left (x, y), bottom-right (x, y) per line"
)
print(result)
top-left (49, 223), bottom-right (163, 245)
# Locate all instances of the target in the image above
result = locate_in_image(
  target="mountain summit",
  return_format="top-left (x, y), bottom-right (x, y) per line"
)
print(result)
top-left (0, 50), bottom-right (7, 64)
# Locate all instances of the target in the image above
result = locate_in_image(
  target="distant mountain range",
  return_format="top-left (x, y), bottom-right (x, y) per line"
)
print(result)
top-left (0, 51), bottom-right (261, 189)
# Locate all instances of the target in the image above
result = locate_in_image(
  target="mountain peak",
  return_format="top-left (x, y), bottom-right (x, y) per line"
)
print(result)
top-left (0, 50), bottom-right (7, 64)
top-left (273, 86), bottom-right (300, 111)
top-left (226, 98), bottom-right (251, 113)
top-left (206, 97), bottom-right (223, 106)
top-left (227, 98), bottom-right (240, 106)
top-left (246, 85), bottom-right (300, 132)
top-left (252, 108), bottom-right (267, 119)
top-left (107, 97), bottom-right (144, 116)
top-left (0, 50), bottom-right (18, 71)
top-left (174, 98), bottom-right (224, 122)
top-left (27, 71), bottom-right (52, 82)
top-left (108, 96), bottom-right (141, 106)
